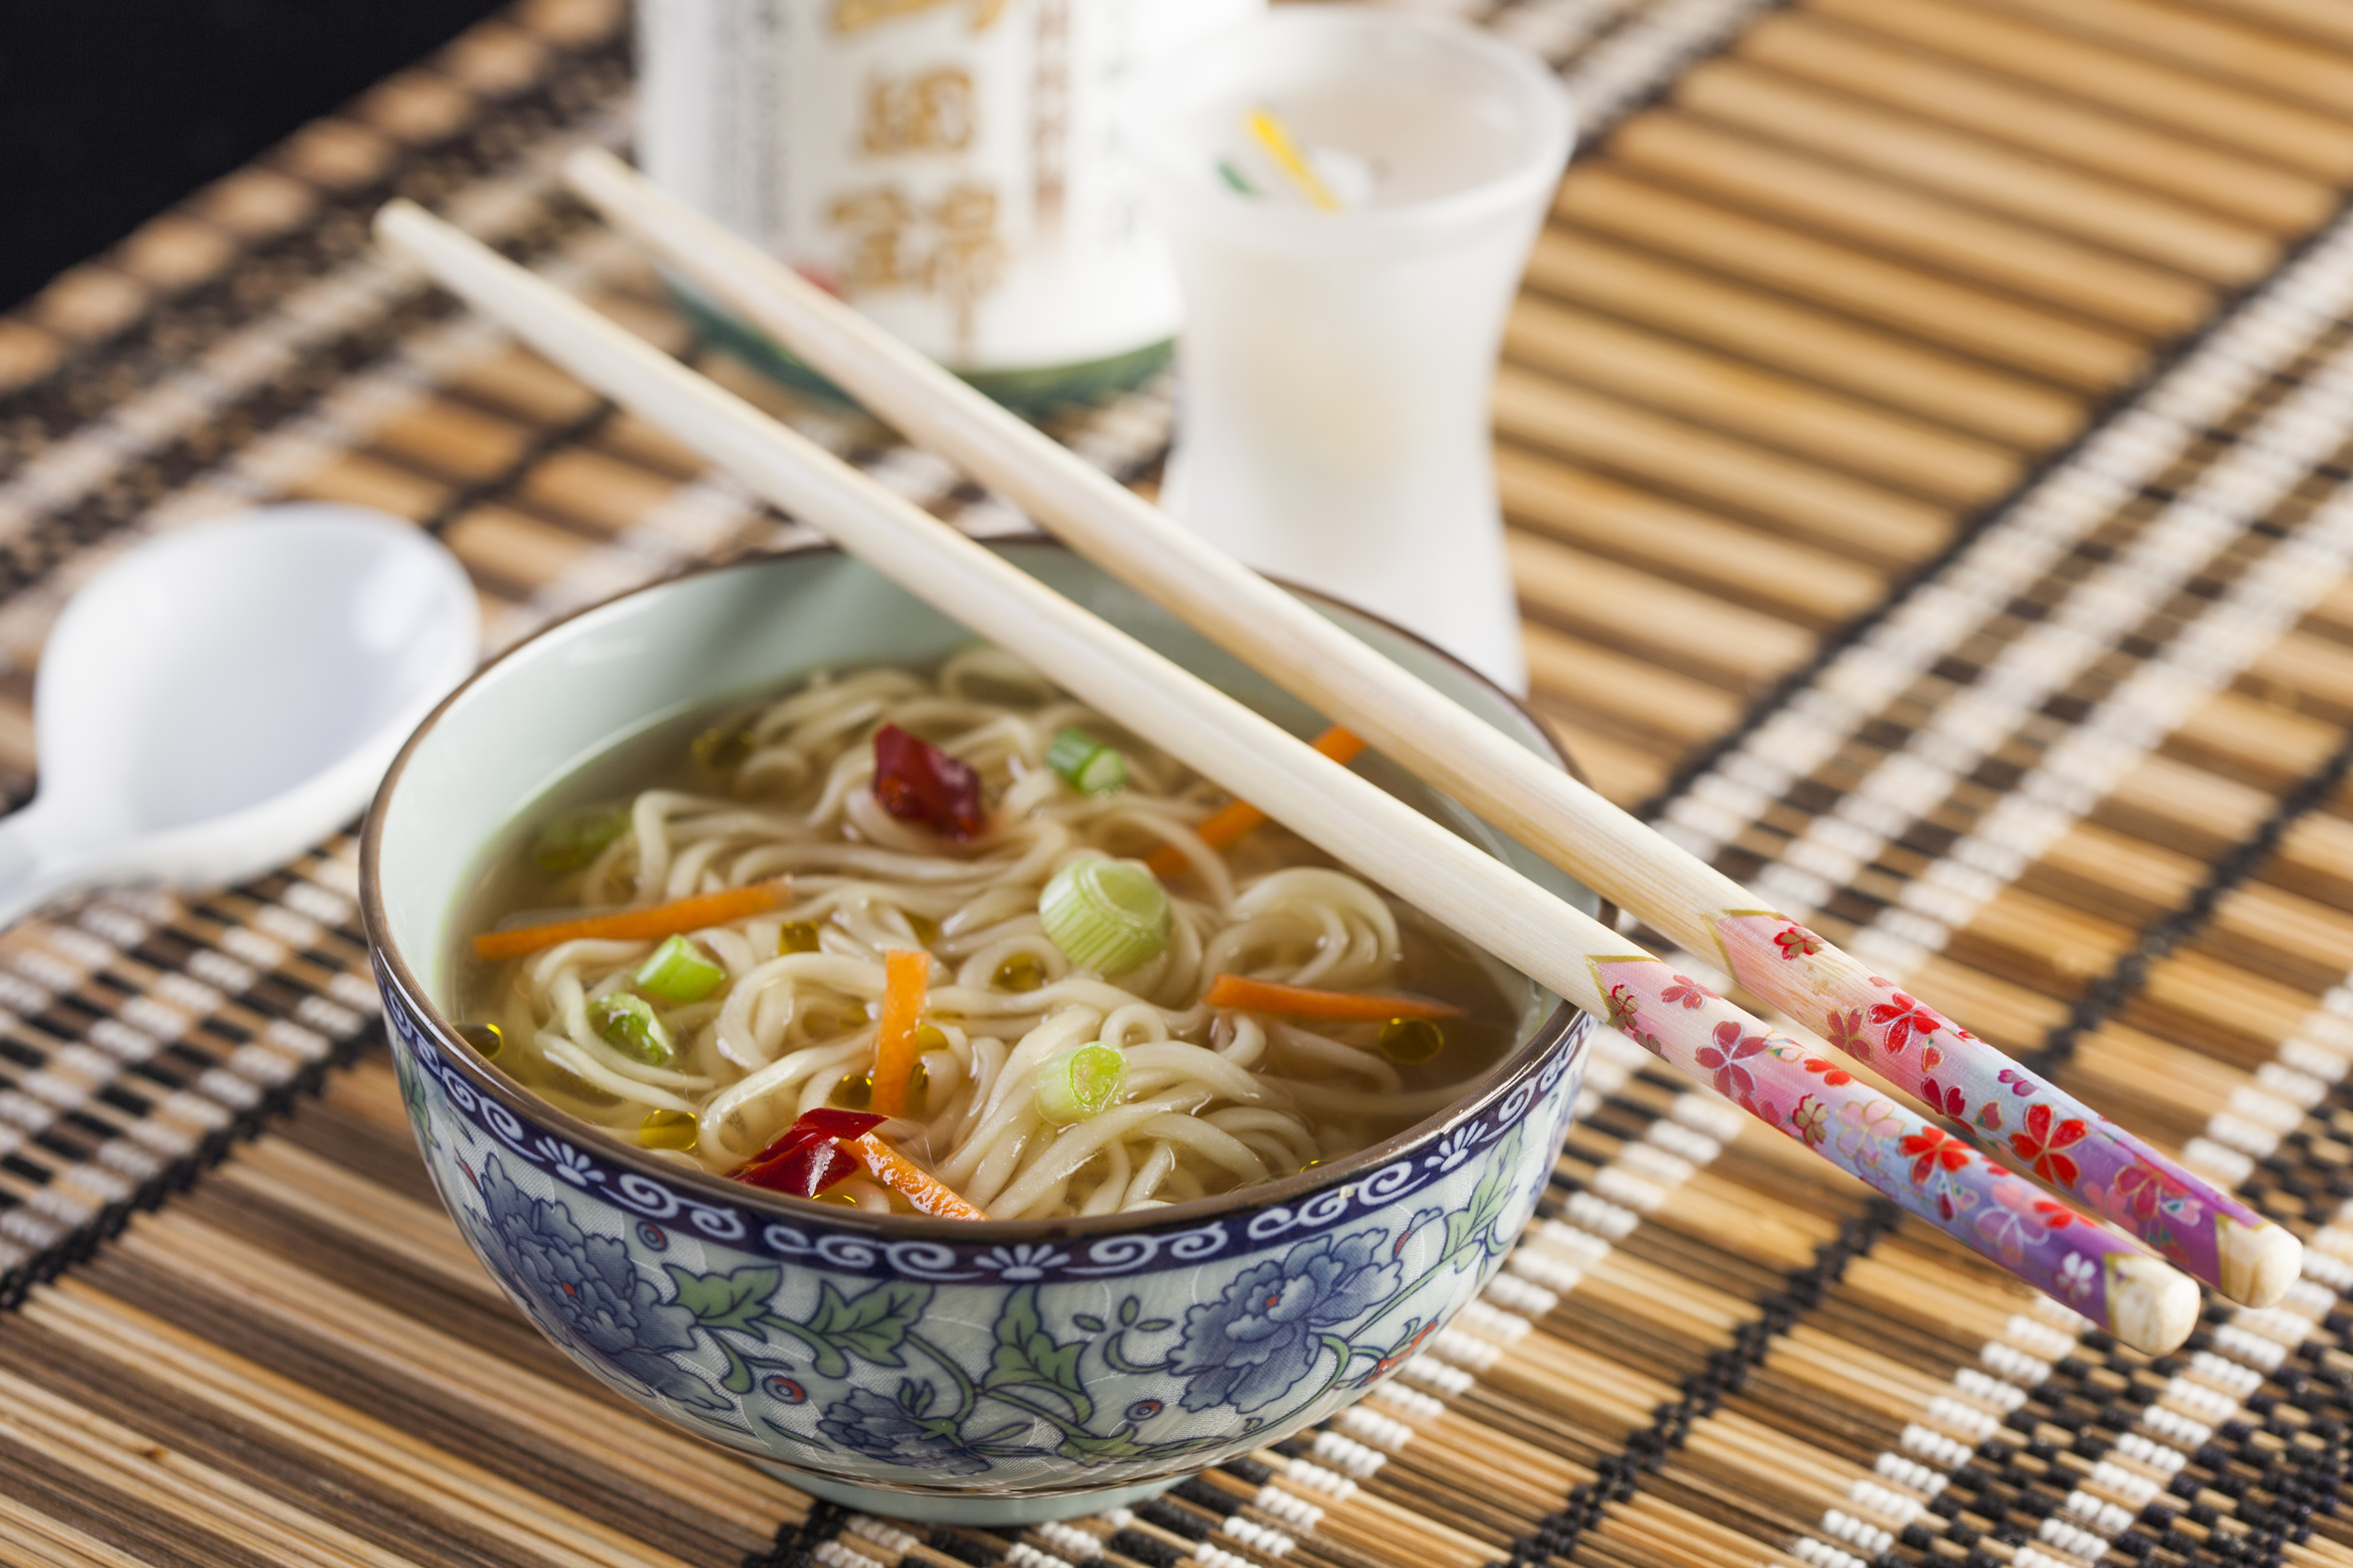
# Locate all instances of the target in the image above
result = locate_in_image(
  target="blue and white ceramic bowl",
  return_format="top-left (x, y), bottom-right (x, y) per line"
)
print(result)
top-left (361, 541), bottom-right (1594, 1524)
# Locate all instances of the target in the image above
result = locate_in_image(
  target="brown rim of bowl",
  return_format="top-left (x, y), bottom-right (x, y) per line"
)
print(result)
top-left (360, 534), bottom-right (1593, 1243)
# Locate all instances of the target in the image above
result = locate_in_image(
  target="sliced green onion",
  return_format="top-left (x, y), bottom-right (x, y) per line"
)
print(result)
top-left (1046, 728), bottom-right (1128, 794)
top-left (590, 993), bottom-right (674, 1066)
top-left (531, 803), bottom-right (628, 873)
top-left (1037, 1042), bottom-right (1128, 1123)
top-left (1041, 859), bottom-right (1172, 974)
top-left (633, 934), bottom-right (727, 1003)
top-left (778, 921), bottom-right (822, 955)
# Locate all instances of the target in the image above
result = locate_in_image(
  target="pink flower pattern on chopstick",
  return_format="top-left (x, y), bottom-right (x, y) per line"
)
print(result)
top-left (1709, 907), bottom-right (2272, 1304)
top-left (1660, 974), bottom-right (1714, 1009)
top-left (2010, 1104), bottom-right (2089, 1188)
top-left (1695, 1021), bottom-right (1769, 1102)
top-left (1790, 1097), bottom-right (1829, 1148)
top-left (1975, 1176), bottom-right (2077, 1264)
top-left (1868, 989), bottom-right (1943, 1059)
top-left (1901, 1125), bottom-right (1970, 1186)
top-left (1774, 925), bottom-right (1822, 960)
top-left (1836, 1099), bottom-right (1901, 1167)
top-left (1584, 954), bottom-right (2165, 1336)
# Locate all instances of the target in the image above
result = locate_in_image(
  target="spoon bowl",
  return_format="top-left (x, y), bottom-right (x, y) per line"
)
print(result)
top-left (0, 504), bottom-right (477, 925)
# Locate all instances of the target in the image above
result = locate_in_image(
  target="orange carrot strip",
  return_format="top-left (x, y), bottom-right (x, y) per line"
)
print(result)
top-left (1202, 973), bottom-right (1462, 1023)
top-left (870, 949), bottom-right (930, 1117)
top-left (472, 879), bottom-right (786, 961)
top-left (849, 1135), bottom-right (988, 1219)
top-left (1146, 726), bottom-right (1365, 876)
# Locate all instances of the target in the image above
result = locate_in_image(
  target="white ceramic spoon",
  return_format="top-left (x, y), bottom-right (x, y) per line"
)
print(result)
top-left (0, 503), bottom-right (478, 927)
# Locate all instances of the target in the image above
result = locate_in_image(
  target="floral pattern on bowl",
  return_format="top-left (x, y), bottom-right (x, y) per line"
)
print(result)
top-left (383, 954), bottom-right (1588, 1503)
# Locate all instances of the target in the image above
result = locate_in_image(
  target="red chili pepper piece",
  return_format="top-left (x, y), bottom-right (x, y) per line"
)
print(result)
top-left (733, 1110), bottom-right (887, 1197)
top-left (873, 724), bottom-right (987, 840)
top-left (791, 1109), bottom-right (890, 1140)
top-left (738, 1139), bottom-right (859, 1196)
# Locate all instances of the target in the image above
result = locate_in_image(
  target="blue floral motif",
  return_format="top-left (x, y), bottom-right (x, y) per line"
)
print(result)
top-left (977, 1242), bottom-right (1072, 1280)
top-left (819, 1382), bottom-right (1003, 1474)
top-left (1424, 1126), bottom-right (1479, 1173)
top-left (1172, 1229), bottom-right (1400, 1413)
top-left (472, 1157), bottom-right (712, 1407)
top-left (536, 1137), bottom-right (600, 1185)
top-left (381, 958), bottom-right (1591, 1494)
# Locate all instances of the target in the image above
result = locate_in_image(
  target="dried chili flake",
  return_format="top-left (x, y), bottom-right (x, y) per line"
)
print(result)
top-left (733, 1109), bottom-right (887, 1198)
top-left (872, 724), bottom-right (987, 840)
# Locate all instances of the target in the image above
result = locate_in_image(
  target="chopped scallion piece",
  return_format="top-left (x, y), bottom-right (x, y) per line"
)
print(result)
top-left (633, 934), bottom-right (726, 1003)
top-left (1041, 858), bottom-right (1172, 974)
top-left (1046, 728), bottom-right (1127, 794)
top-left (778, 921), bottom-right (822, 955)
top-left (1036, 1042), bottom-right (1128, 1123)
top-left (531, 803), bottom-right (629, 873)
top-left (590, 993), bottom-right (674, 1067)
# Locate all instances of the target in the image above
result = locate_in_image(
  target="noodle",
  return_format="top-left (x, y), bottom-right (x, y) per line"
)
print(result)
top-left (455, 648), bottom-right (1528, 1218)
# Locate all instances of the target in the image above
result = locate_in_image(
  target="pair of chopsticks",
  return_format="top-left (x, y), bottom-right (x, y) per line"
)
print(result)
top-left (376, 155), bottom-right (2291, 1350)
top-left (553, 153), bottom-right (2303, 1315)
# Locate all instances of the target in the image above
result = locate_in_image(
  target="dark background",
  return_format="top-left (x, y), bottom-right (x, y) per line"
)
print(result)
top-left (0, 0), bottom-right (508, 310)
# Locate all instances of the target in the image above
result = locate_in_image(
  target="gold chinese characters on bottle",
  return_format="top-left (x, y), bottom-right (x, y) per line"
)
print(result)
top-left (636, 0), bottom-right (1261, 405)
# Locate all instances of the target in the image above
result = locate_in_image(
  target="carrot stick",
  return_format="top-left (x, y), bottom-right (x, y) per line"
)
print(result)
top-left (848, 1134), bottom-right (987, 1219)
top-left (1202, 972), bottom-right (1462, 1023)
top-left (1147, 726), bottom-right (1364, 876)
top-left (870, 948), bottom-right (929, 1117)
top-left (472, 879), bottom-right (787, 961)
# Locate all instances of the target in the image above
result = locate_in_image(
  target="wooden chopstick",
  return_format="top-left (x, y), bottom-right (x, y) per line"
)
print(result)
top-left (554, 148), bottom-right (2302, 1310)
top-left (375, 195), bottom-right (2199, 1351)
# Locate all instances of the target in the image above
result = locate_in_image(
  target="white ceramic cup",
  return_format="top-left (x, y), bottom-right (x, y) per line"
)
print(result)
top-left (1134, 6), bottom-right (1573, 694)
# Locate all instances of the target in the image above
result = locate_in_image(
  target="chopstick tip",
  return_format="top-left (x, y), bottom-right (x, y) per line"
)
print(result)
top-left (373, 197), bottom-right (435, 250)
top-left (2110, 1255), bottom-right (2202, 1356)
top-left (2229, 1221), bottom-right (2304, 1310)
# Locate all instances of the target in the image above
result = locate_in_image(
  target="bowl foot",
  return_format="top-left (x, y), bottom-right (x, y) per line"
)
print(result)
top-left (760, 1466), bottom-right (1186, 1527)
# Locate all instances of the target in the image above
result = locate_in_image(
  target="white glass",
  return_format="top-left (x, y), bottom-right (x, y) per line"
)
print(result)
top-left (1133, 6), bottom-right (1573, 692)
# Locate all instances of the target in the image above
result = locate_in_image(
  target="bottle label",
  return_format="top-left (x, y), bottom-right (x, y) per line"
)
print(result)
top-left (637, 0), bottom-right (1261, 373)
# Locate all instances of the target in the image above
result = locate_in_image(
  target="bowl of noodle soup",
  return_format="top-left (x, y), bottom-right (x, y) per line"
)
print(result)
top-left (363, 539), bottom-right (1595, 1523)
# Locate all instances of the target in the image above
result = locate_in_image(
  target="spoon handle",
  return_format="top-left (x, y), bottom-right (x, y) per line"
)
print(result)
top-left (0, 801), bottom-right (88, 930)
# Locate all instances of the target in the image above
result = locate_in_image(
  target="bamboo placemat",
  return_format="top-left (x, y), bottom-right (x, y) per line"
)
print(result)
top-left (5, 0), bottom-right (2353, 1564)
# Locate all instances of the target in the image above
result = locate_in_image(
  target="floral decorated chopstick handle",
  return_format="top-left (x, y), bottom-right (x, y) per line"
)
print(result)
top-left (1592, 957), bottom-right (2198, 1354)
top-left (1711, 913), bottom-right (2298, 1308)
